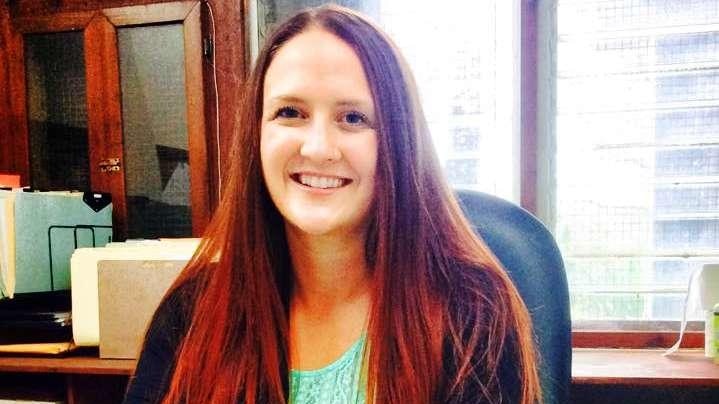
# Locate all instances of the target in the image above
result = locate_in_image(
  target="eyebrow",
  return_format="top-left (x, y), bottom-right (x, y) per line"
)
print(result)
top-left (264, 95), bottom-right (305, 106)
top-left (265, 94), bottom-right (374, 110)
top-left (336, 99), bottom-right (374, 110)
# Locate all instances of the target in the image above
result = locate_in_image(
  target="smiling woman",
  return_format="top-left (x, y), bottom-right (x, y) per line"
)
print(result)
top-left (123, 5), bottom-right (540, 404)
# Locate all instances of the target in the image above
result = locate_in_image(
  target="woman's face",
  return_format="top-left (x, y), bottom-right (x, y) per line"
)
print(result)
top-left (260, 28), bottom-right (378, 238)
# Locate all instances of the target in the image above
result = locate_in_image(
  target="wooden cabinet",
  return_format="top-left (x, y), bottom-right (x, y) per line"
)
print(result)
top-left (0, 1), bottom-right (222, 240)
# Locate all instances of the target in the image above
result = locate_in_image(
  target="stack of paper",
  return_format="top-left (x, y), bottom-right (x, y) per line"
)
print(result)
top-left (0, 341), bottom-right (76, 355)
top-left (70, 238), bottom-right (200, 346)
top-left (0, 192), bottom-right (16, 298)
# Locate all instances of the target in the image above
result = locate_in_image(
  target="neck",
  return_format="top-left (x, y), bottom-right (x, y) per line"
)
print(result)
top-left (285, 224), bottom-right (372, 314)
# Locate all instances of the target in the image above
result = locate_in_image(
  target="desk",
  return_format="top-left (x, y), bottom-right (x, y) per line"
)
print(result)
top-left (0, 355), bottom-right (134, 375)
top-left (1, 349), bottom-right (718, 403)
top-left (0, 355), bottom-right (132, 404)
top-left (572, 348), bottom-right (719, 387)
top-left (571, 349), bottom-right (718, 403)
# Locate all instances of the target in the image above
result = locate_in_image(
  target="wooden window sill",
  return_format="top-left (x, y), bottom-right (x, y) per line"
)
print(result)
top-left (572, 348), bottom-right (719, 387)
top-left (572, 330), bottom-right (705, 349)
top-left (1, 348), bottom-right (718, 387)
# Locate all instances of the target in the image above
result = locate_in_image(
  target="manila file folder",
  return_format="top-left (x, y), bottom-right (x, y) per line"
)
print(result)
top-left (97, 260), bottom-right (186, 359)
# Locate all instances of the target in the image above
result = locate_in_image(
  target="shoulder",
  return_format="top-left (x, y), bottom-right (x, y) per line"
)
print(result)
top-left (445, 262), bottom-right (512, 319)
top-left (123, 279), bottom-right (197, 404)
top-left (441, 262), bottom-right (523, 404)
top-left (148, 279), bottom-right (197, 344)
top-left (442, 261), bottom-right (511, 345)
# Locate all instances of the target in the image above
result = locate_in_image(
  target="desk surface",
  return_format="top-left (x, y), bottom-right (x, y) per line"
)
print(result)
top-left (0, 355), bottom-right (134, 375)
top-left (572, 348), bottom-right (719, 386)
top-left (1, 349), bottom-right (718, 386)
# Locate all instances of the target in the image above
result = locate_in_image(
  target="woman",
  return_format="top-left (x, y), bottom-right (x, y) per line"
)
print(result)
top-left (124, 5), bottom-right (540, 404)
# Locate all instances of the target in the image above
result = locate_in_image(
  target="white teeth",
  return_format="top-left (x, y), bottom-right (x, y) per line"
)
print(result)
top-left (298, 174), bottom-right (345, 189)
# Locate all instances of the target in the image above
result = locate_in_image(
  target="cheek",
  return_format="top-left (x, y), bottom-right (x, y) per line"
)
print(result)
top-left (365, 137), bottom-right (379, 180)
top-left (347, 136), bottom-right (379, 190)
top-left (259, 129), bottom-right (271, 179)
top-left (260, 128), bottom-right (286, 171)
top-left (259, 127), bottom-right (282, 189)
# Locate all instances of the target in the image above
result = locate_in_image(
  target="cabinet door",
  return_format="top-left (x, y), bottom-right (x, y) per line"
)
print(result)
top-left (15, 1), bottom-right (210, 240)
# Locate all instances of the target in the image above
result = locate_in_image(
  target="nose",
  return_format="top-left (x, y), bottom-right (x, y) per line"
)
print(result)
top-left (299, 119), bottom-right (342, 162)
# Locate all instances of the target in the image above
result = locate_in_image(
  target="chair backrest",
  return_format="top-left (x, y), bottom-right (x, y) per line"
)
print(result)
top-left (456, 189), bottom-right (571, 404)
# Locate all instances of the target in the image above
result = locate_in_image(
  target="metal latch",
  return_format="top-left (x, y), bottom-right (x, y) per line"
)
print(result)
top-left (99, 158), bottom-right (121, 173)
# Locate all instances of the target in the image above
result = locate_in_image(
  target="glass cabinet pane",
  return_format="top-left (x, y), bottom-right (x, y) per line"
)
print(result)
top-left (118, 24), bottom-right (191, 239)
top-left (24, 32), bottom-right (88, 191)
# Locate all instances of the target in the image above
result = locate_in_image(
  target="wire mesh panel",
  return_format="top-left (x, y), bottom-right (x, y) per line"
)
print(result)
top-left (557, 0), bottom-right (719, 321)
top-left (24, 32), bottom-right (88, 191)
top-left (118, 24), bottom-right (191, 239)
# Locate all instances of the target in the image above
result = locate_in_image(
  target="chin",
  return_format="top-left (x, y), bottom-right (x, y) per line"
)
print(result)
top-left (289, 218), bottom-right (341, 237)
top-left (281, 204), bottom-right (370, 238)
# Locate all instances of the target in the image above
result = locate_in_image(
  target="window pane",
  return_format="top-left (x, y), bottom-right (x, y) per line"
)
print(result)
top-left (255, 0), bottom-right (516, 200)
top-left (557, 0), bottom-right (719, 321)
top-left (118, 24), bottom-right (191, 239)
top-left (24, 32), bottom-right (88, 191)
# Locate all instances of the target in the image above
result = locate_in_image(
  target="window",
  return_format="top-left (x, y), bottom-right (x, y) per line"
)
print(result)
top-left (555, 0), bottom-right (719, 323)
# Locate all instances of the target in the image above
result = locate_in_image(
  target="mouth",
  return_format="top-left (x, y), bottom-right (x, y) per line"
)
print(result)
top-left (290, 173), bottom-right (352, 189)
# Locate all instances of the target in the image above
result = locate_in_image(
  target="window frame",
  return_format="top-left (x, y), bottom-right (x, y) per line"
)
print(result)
top-left (528, 0), bottom-right (708, 348)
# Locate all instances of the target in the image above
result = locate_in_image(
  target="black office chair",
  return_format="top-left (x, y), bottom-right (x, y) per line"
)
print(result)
top-left (456, 189), bottom-right (571, 404)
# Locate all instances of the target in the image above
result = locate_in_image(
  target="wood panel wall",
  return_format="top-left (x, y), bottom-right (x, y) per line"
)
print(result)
top-left (0, 4), bottom-right (29, 183)
top-left (0, 0), bottom-right (246, 202)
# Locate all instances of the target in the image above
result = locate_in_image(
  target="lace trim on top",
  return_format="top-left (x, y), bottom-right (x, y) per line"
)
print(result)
top-left (289, 336), bottom-right (366, 404)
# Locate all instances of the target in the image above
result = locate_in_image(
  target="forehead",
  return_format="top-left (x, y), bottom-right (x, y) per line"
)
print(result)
top-left (263, 28), bottom-right (373, 104)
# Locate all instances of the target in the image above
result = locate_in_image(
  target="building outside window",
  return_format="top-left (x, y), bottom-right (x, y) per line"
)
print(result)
top-left (556, 0), bottom-right (719, 323)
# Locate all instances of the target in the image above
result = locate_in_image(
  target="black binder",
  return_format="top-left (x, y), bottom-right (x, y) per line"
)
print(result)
top-left (0, 290), bottom-right (72, 344)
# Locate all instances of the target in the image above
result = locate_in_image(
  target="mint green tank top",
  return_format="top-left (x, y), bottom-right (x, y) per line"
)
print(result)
top-left (288, 336), bottom-right (366, 404)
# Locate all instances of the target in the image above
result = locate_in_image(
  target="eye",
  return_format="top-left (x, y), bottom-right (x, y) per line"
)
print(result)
top-left (274, 106), bottom-right (302, 120)
top-left (340, 111), bottom-right (370, 127)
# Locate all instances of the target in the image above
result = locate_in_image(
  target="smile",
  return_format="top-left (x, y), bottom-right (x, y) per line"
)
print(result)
top-left (291, 173), bottom-right (352, 189)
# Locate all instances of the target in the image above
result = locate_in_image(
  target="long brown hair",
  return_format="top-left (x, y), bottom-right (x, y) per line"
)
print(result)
top-left (160, 5), bottom-right (540, 404)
